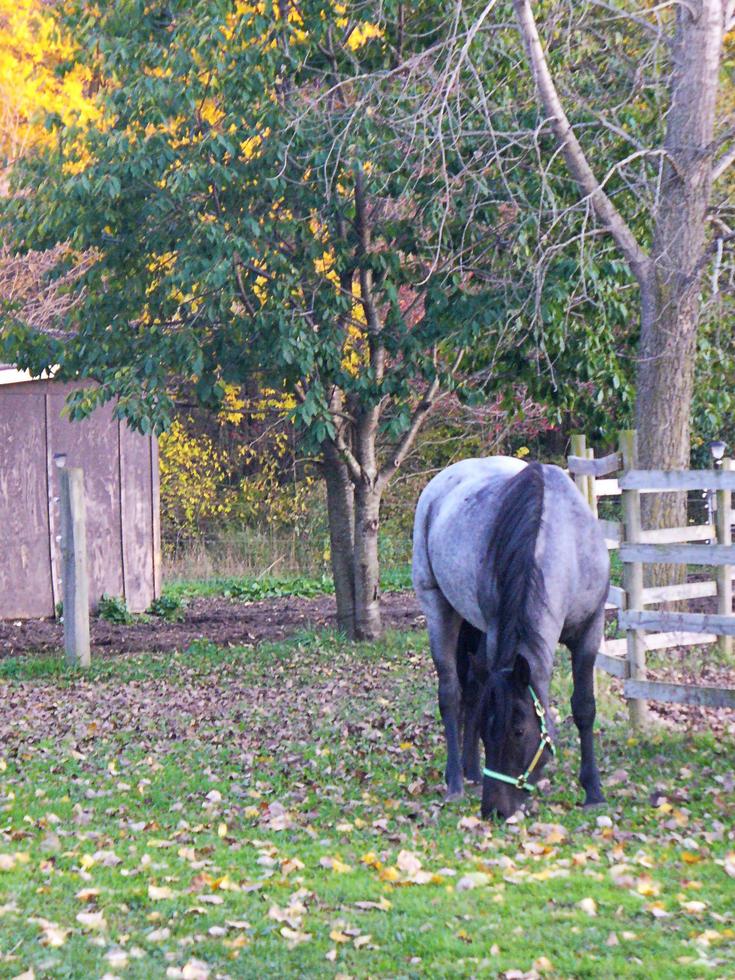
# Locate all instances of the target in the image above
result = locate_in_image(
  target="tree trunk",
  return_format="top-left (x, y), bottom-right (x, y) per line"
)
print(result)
top-left (634, 0), bottom-right (724, 581)
top-left (322, 441), bottom-right (356, 636)
top-left (353, 482), bottom-right (382, 641)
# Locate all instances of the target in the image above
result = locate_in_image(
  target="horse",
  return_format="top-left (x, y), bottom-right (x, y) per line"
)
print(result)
top-left (412, 456), bottom-right (609, 819)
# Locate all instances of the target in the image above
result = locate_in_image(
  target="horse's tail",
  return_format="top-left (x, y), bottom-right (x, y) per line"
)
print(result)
top-left (485, 462), bottom-right (546, 672)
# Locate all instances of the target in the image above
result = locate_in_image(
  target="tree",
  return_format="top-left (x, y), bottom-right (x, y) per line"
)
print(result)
top-left (2, 1), bottom-right (535, 639)
top-left (511, 0), bottom-right (733, 535)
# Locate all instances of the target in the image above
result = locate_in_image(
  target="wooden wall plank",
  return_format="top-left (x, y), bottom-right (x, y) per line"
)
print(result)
top-left (716, 459), bottom-right (732, 657)
top-left (594, 479), bottom-right (622, 496)
top-left (620, 610), bottom-right (735, 636)
top-left (0, 385), bottom-right (55, 617)
top-left (624, 679), bottom-right (735, 708)
top-left (641, 580), bottom-right (718, 605)
top-left (150, 436), bottom-right (162, 600)
top-left (620, 469), bottom-right (735, 491)
top-left (620, 543), bottom-right (735, 566)
top-left (598, 519), bottom-right (622, 543)
top-left (601, 632), bottom-right (716, 657)
top-left (643, 631), bottom-right (717, 650)
top-left (638, 524), bottom-right (714, 544)
top-left (47, 387), bottom-right (125, 609)
top-left (119, 422), bottom-right (156, 612)
top-left (568, 451), bottom-right (621, 477)
top-left (595, 652), bottom-right (629, 678)
top-left (607, 585), bottom-right (626, 609)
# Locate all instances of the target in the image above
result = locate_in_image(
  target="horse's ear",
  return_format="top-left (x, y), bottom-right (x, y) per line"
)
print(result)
top-left (511, 654), bottom-right (531, 690)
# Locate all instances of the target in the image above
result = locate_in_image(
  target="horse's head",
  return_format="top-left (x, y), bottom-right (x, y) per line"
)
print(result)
top-left (479, 654), bottom-right (554, 820)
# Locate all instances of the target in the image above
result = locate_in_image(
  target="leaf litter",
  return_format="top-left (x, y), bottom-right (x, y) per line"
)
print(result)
top-left (0, 627), bottom-right (732, 976)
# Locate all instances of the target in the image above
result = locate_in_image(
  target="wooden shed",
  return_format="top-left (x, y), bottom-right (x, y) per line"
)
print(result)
top-left (0, 366), bottom-right (161, 619)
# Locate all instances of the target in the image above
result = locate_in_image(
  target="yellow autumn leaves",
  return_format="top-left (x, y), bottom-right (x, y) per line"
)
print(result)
top-left (0, 0), bottom-right (100, 177)
top-left (158, 389), bottom-right (314, 540)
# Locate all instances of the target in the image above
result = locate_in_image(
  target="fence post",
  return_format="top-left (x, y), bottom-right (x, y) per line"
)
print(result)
top-left (59, 466), bottom-right (91, 668)
top-left (586, 446), bottom-right (599, 517)
top-left (619, 429), bottom-right (648, 727)
top-left (570, 433), bottom-right (590, 507)
top-left (716, 458), bottom-right (733, 658)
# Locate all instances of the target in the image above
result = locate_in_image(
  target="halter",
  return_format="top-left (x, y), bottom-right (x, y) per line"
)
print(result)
top-left (482, 685), bottom-right (555, 792)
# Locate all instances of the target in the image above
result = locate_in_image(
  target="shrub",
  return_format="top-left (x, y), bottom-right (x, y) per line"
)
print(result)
top-left (97, 594), bottom-right (133, 625)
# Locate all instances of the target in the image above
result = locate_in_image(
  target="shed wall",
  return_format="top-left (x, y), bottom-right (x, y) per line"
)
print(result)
top-left (0, 380), bottom-right (160, 619)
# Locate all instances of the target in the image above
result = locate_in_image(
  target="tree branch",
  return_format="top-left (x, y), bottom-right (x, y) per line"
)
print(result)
top-left (377, 348), bottom-right (464, 489)
top-left (330, 423), bottom-right (364, 485)
top-left (512, 0), bottom-right (650, 283)
top-left (713, 142), bottom-right (735, 183)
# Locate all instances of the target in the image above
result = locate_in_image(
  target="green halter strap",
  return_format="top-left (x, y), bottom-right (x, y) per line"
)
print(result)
top-left (482, 685), bottom-right (555, 793)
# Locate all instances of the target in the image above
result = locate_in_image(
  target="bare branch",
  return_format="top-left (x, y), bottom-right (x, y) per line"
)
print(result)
top-left (713, 142), bottom-right (735, 183)
top-left (330, 422), bottom-right (364, 485)
top-left (377, 348), bottom-right (465, 489)
top-left (512, 0), bottom-right (650, 283)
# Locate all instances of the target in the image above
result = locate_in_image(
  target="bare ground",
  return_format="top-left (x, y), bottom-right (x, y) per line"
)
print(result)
top-left (0, 591), bottom-right (424, 657)
top-left (1, 590), bottom-right (733, 734)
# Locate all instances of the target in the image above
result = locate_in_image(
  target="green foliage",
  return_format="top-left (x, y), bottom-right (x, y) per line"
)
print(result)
top-left (96, 593), bottom-right (134, 625)
top-left (147, 593), bottom-right (186, 622)
top-left (1, 0), bottom-right (653, 446)
top-left (164, 564), bottom-right (412, 603)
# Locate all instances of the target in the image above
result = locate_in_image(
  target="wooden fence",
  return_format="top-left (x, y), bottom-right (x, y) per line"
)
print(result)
top-left (568, 431), bottom-right (735, 725)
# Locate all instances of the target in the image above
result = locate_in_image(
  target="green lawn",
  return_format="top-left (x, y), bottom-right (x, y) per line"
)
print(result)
top-left (0, 631), bottom-right (733, 978)
top-left (162, 566), bottom-right (412, 603)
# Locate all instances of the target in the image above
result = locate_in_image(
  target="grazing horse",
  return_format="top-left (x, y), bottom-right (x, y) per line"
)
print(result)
top-left (412, 457), bottom-right (609, 819)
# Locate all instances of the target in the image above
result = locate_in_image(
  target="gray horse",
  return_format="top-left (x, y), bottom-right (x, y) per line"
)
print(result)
top-left (412, 457), bottom-right (609, 818)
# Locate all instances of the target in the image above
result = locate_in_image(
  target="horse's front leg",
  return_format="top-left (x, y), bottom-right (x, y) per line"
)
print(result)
top-left (569, 608), bottom-right (606, 807)
top-left (421, 589), bottom-right (463, 800)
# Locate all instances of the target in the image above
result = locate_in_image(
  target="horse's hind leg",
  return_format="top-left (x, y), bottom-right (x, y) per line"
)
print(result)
top-left (420, 588), bottom-right (464, 800)
top-left (457, 622), bottom-right (485, 784)
top-left (568, 605), bottom-right (606, 806)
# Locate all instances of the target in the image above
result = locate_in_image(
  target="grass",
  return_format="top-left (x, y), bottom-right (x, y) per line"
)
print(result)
top-left (0, 630), bottom-right (733, 978)
top-left (163, 564), bottom-right (413, 603)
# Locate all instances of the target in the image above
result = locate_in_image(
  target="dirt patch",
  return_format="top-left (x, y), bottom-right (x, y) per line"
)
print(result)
top-left (2, 589), bottom-right (733, 734)
top-left (0, 590), bottom-right (425, 657)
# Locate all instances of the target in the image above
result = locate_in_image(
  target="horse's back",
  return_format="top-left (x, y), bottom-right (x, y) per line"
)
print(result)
top-left (537, 464), bottom-right (609, 633)
top-left (412, 457), bottom-right (609, 634)
top-left (412, 457), bottom-right (527, 628)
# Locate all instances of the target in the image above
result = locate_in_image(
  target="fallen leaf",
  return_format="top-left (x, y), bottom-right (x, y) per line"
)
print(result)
top-left (353, 897), bottom-right (392, 912)
top-left (680, 851), bottom-right (702, 865)
top-left (679, 900), bottom-right (707, 915)
top-left (105, 948), bottom-right (129, 969)
top-left (456, 872), bottom-right (491, 891)
top-left (280, 926), bottom-right (311, 947)
top-left (182, 960), bottom-right (211, 979)
top-left (148, 885), bottom-right (175, 901)
top-left (577, 897), bottom-right (597, 917)
top-left (76, 911), bottom-right (107, 930)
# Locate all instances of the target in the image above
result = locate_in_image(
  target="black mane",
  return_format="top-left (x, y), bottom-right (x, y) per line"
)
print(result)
top-left (483, 462), bottom-right (547, 673)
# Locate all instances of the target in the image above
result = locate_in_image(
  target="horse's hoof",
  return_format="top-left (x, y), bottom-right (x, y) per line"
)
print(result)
top-left (445, 789), bottom-right (464, 802)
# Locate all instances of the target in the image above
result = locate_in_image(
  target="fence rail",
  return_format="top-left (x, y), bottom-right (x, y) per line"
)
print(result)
top-left (619, 469), bottom-right (735, 491)
top-left (568, 431), bottom-right (734, 724)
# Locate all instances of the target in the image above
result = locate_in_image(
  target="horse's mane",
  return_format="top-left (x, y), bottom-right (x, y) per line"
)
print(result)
top-left (485, 462), bottom-right (547, 673)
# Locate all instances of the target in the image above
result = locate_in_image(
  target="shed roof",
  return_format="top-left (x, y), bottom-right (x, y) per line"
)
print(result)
top-left (0, 365), bottom-right (56, 386)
